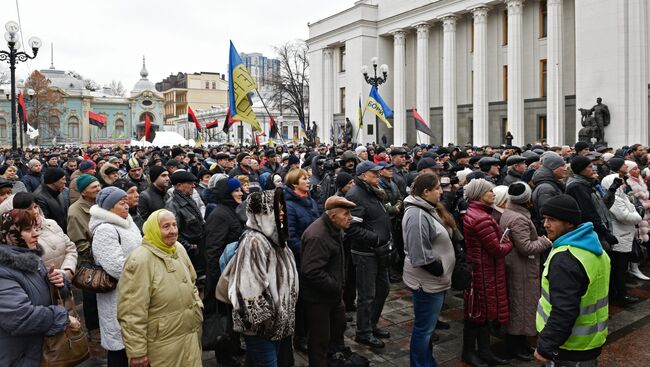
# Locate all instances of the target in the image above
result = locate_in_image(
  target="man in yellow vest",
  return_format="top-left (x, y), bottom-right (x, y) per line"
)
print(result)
top-left (535, 194), bottom-right (610, 366)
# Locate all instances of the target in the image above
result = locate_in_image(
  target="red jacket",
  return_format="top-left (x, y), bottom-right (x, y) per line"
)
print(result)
top-left (462, 201), bottom-right (513, 324)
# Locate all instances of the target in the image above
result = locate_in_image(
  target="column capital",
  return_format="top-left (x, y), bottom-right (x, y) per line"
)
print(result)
top-left (547, 0), bottom-right (562, 6)
top-left (505, 0), bottom-right (525, 14)
top-left (413, 22), bottom-right (430, 38)
top-left (470, 6), bottom-right (490, 23)
top-left (392, 30), bottom-right (407, 45)
top-left (440, 14), bottom-right (457, 32)
top-left (322, 48), bottom-right (334, 57)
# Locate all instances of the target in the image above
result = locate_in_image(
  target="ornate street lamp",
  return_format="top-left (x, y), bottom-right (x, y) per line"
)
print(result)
top-left (0, 21), bottom-right (41, 150)
top-left (361, 57), bottom-right (389, 143)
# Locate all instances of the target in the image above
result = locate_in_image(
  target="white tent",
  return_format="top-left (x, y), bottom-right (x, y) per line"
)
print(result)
top-left (145, 131), bottom-right (194, 147)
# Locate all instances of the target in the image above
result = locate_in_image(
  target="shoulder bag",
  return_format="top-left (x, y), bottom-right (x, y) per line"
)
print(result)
top-left (72, 225), bottom-right (121, 293)
top-left (41, 287), bottom-right (90, 367)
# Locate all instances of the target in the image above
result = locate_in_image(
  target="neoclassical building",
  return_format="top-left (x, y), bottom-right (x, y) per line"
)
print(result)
top-left (0, 58), bottom-right (163, 147)
top-left (308, 0), bottom-right (650, 147)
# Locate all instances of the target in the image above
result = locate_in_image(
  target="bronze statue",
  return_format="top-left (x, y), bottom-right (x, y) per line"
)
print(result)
top-left (505, 131), bottom-right (514, 146)
top-left (578, 98), bottom-right (609, 146)
top-left (344, 118), bottom-right (354, 144)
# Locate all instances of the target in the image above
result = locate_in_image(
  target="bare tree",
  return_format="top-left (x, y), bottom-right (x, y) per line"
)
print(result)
top-left (24, 70), bottom-right (63, 140)
top-left (268, 41), bottom-right (310, 141)
top-left (107, 80), bottom-right (126, 96)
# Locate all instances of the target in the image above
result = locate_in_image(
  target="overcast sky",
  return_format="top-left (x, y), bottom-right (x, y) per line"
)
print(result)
top-left (3, 0), bottom-right (351, 91)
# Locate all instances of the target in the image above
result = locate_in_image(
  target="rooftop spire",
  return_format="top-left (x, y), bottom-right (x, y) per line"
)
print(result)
top-left (140, 55), bottom-right (149, 79)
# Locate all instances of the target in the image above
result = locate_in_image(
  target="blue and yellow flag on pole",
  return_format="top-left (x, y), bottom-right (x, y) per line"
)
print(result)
top-left (299, 121), bottom-right (308, 141)
top-left (365, 85), bottom-right (393, 128)
top-left (358, 95), bottom-right (363, 129)
top-left (228, 41), bottom-right (261, 131)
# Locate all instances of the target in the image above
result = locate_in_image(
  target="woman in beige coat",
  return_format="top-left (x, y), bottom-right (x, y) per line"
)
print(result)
top-left (0, 192), bottom-right (77, 279)
top-left (499, 182), bottom-right (551, 361)
top-left (117, 209), bottom-right (203, 367)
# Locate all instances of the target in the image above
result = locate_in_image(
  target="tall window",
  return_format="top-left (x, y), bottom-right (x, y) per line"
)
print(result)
top-left (540, 0), bottom-right (548, 38)
top-left (340, 87), bottom-right (346, 114)
top-left (501, 118), bottom-right (508, 143)
top-left (0, 118), bottom-right (6, 140)
top-left (538, 115), bottom-right (547, 140)
top-left (339, 46), bottom-right (346, 72)
top-left (540, 59), bottom-right (548, 97)
top-left (68, 116), bottom-right (79, 139)
top-left (45, 115), bottom-right (60, 139)
top-left (205, 81), bottom-right (210, 89)
top-left (212, 81), bottom-right (216, 89)
top-left (503, 65), bottom-right (508, 101)
top-left (115, 118), bottom-right (125, 138)
top-left (367, 124), bottom-right (374, 136)
top-left (503, 9), bottom-right (508, 45)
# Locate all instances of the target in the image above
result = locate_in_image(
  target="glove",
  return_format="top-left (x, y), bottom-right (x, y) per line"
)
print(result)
top-left (609, 177), bottom-right (624, 192)
top-left (420, 260), bottom-right (444, 276)
top-left (604, 232), bottom-right (619, 245)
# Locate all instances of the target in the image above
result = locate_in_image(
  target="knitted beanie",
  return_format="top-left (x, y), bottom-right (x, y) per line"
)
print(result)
top-left (335, 172), bottom-right (354, 190)
top-left (508, 182), bottom-right (532, 204)
top-left (541, 151), bottom-right (565, 170)
top-left (96, 187), bottom-right (127, 210)
top-left (79, 160), bottom-right (96, 172)
top-left (607, 157), bottom-right (625, 173)
top-left (570, 156), bottom-right (592, 175)
top-left (540, 194), bottom-right (582, 225)
top-left (493, 185), bottom-right (509, 213)
top-left (76, 174), bottom-right (98, 194)
top-left (149, 166), bottom-right (166, 183)
top-left (43, 167), bottom-right (66, 185)
top-left (227, 178), bottom-right (241, 192)
top-left (463, 178), bottom-right (495, 201)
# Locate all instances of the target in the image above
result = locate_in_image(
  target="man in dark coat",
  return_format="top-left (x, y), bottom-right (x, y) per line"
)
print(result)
top-left (259, 150), bottom-right (281, 176)
top-left (34, 167), bottom-right (68, 233)
top-left (166, 170), bottom-right (205, 274)
top-left (566, 156), bottom-right (619, 249)
top-left (138, 166), bottom-right (169, 221)
top-left (345, 161), bottom-right (392, 348)
top-left (531, 152), bottom-right (567, 234)
top-left (390, 147), bottom-right (408, 197)
top-left (503, 155), bottom-right (527, 186)
top-left (301, 196), bottom-right (355, 367)
top-left (21, 159), bottom-right (43, 193)
top-left (125, 157), bottom-right (149, 193)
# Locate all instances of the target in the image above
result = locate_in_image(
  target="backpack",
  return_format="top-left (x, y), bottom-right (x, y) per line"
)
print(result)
top-left (219, 241), bottom-right (239, 273)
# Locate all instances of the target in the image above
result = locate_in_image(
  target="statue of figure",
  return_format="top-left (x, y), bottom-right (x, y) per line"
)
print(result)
top-left (505, 131), bottom-right (514, 146)
top-left (590, 97), bottom-right (610, 131)
top-left (578, 108), bottom-right (600, 144)
top-left (344, 118), bottom-right (354, 144)
top-left (310, 121), bottom-right (318, 143)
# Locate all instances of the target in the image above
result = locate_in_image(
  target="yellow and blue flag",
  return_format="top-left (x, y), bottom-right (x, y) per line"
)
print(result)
top-left (299, 121), bottom-right (308, 141)
top-left (365, 85), bottom-right (393, 128)
top-left (228, 41), bottom-right (261, 131)
top-left (358, 95), bottom-right (363, 129)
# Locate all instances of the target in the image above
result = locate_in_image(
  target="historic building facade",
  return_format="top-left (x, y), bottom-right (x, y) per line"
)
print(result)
top-left (0, 58), bottom-right (163, 147)
top-left (308, 0), bottom-right (650, 147)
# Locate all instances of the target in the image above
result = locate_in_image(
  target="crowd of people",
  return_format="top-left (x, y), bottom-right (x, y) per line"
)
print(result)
top-left (0, 139), bottom-right (647, 367)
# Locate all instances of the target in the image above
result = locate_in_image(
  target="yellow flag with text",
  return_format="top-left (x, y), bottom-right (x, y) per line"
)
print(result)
top-left (228, 41), bottom-right (261, 131)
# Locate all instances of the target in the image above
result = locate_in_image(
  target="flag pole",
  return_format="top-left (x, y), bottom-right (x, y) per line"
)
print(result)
top-left (255, 89), bottom-right (287, 147)
top-left (354, 102), bottom-right (368, 145)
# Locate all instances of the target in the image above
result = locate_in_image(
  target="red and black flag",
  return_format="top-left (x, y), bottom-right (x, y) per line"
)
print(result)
top-left (145, 113), bottom-right (155, 143)
top-left (17, 91), bottom-right (28, 131)
top-left (412, 107), bottom-right (433, 137)
top-left (206, 118), bottom-right (219, 129)
top-left (222, 106), bottom-right (239, 134)
top-left (269, 115), bottom-right (279, 139)
top-left (89, 111), bottom-right (107, 128)
top-left (188, 106), bottom-right (201, 131)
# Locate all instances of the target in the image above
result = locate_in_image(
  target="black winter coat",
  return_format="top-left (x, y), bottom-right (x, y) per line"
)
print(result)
top-left (345, 178), bottom-right (391, 255)
top-left (0, 245), bottom-right (69, 367)
top-left (34, 185), bottom-right (68, 233)
top-left (301, 215), bottom-right (345, 303)
top-left (165, 190), bottom-right (205, 258)
top-left (138, 185), bottom-right (166, 221)
top-left (565, 175), bottom-right (613, 240)
top-left (203, 199), bottom-right (243, 311)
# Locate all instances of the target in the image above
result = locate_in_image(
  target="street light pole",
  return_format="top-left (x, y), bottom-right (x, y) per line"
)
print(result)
top-left (0, 21), bottom-right (41, 150)
top-left (361, 57), bottom-right (389, 144)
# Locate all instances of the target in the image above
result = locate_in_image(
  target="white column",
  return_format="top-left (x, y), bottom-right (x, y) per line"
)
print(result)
top-left (322, 48), bottom-right (334, 144)
top-left (506, 0), bottom-right (524, 146)
top-left (415, 23), bottom-right (431, 144)
top-left (442, 15), bottom-right (458, 145)
top-left (627, 0), bottom-right (649, 145)
top-left (547, 0), bottom-right (564, 146)
top-left (392, 30), bottom-right (407, 146)
top-left (472, 6), bottom-right (490, 146)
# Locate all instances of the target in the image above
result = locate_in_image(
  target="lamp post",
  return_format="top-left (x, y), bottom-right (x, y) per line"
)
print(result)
top-left (0, 21), bottom-right (41, 150)
top-left (361, 57), bottom-right (389, 144)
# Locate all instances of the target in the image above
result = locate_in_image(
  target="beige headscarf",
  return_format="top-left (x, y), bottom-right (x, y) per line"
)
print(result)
top-left (463, 178), bottom-right (495, 201)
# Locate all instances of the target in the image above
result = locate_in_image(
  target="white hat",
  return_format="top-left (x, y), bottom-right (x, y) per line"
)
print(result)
top-left (355, 146), bottom-right (367, 155)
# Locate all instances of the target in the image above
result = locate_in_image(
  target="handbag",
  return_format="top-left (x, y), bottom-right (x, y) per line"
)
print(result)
top-left (452, 260), bottom-right (474, 290)
top-left (41, 288), bottom-right (90, 367)
top-left (72, 225), bottom-right (121, 293)
top-left (631, 229), bottom-right (647, 263)
top-left (466, 282), bottom-right (482, 320)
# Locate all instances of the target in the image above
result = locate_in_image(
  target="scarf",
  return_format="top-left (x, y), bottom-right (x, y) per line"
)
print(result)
top-left (142, 209), bottom-right (176, 254)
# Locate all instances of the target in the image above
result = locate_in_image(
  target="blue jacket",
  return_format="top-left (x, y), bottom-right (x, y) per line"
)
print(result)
top-left (21, 172), bottom-right (42, 193)
top-left (284, 186), bottom-right (320, 269)
top-left (0, 245), bottom-right (69, 367)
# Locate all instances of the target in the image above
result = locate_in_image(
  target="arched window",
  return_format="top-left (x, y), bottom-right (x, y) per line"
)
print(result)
top-left (139, 112), bottom-right (155, 123)
top-left (0, 118), bottom-right (6, 140)
top-left (68, 116), bottom-right (79, 139)
top-left (115, 118), bottom-right (125, 138)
